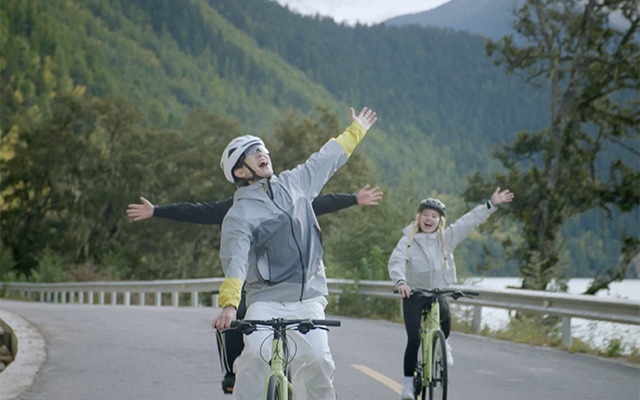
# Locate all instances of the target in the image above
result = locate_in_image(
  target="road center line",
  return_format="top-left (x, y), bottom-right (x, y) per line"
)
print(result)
top-left (351, 364), bottom-right (401, 395)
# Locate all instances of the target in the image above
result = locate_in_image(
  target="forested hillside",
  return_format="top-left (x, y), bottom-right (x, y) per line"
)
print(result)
top-left (203, 0), bottom-right (552, 192)
top-left (1, 0), bottom-right (635, 284)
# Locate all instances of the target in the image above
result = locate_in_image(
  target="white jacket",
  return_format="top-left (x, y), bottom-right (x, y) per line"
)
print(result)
top-left (388, 201), bottom-right (497, 290)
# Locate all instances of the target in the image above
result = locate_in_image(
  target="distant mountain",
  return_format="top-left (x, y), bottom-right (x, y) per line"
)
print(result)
top-left (384, 0), bottom-right (525, 40)
top-left (384, 0), bottom-right (628, 40)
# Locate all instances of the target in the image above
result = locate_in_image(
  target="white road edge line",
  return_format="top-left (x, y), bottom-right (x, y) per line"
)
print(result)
top-left (351, 364), bottom-right (402, 395)
top-left (0, 308), bottom-right (46, 400)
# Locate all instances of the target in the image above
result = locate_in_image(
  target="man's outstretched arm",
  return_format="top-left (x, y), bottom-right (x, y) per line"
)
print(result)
top-left (313, 185), bottom-right (383, 216)
top-left (126, 196), bottom-right (233, 225)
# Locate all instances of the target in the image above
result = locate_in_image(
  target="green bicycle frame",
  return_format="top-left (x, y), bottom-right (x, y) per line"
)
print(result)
top-left (264, 332), bottom-right (293, 399)
top-left (420, 297), bottom-right (441, 388)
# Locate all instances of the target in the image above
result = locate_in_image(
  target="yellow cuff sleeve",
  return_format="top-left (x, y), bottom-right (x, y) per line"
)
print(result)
top-left (219, 277), bottom-right (243, 309)
top-left (331, 121), bottom-right (367, 157)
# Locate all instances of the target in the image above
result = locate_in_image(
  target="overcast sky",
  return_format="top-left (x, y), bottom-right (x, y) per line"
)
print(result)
top-left (272, 0), bottom-right (452, 26)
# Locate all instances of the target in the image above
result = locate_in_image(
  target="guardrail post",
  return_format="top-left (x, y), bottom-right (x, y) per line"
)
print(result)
top-left (54, 292), bottom-right (59, 303)
top-left (472, 306), bottom-right (483, 333)
top-left (69, 291), bottom-right (75, 304)
top-left (191, 291), bottom-right (198, 307)
top-left (212, 293), bottom-right (219, 308)
top-left (561, 317), bottom-right (572, 348)
top-left (139, 292), bottom-right (145, 306)
top-left (89, 292), bottom-right (94, 305)
top-left (124, 292), bottom-right (131, 306)
top-left (111, 292), bottom-right (117, 305)
top-left (61, 292), bottom-right (66, 304)
top-left (99, 291), bottom-right (105, 305)
top-left (78, 292), bottom-right (84, 305)
top-left (156, 292), bottom-right (162, 307)
top-left (40, 292), bottom-right (45, 302)
top-left (172, 292), bottom-right (179, 307)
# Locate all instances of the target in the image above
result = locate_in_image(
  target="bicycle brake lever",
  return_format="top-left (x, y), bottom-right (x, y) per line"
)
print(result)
top-left (233, 321), bottom-right (257, 335)
top-left (297, 321), bottom-right (314, 334)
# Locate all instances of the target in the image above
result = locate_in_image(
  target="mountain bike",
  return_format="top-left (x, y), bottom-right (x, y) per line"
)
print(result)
top-left (410, 288), bottom-right (478, 400)
top-left (225, 318), bottom-right (341, 400)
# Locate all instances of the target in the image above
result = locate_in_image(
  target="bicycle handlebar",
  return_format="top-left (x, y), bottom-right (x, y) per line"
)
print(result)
top-left (226, 318), bottom-right (341, 335)
top-left (415, 288), bottom-right (479, 299)
top-left (230, 318), bottom-right (341, 328)
top-left (395, 287), bottom-right (479, 299)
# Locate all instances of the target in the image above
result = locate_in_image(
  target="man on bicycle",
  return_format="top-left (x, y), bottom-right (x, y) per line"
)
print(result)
top-left (125, 185), bottom-right (383, 394)
top-left (212, 107), bottom-right (377, 400)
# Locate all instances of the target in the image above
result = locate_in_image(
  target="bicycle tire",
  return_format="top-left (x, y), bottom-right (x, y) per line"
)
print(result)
top-left (414, 368), bottom-right (426, 400)
top-left (266, 375), bottom-right (282, 400)
top-left (414, 346), bottom-right (426, 400)
top-left (428, 330), bottom-right (448, 400)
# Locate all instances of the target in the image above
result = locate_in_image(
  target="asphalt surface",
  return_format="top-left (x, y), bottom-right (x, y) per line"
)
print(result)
top-left (1, 300), bottom-right (638, 400)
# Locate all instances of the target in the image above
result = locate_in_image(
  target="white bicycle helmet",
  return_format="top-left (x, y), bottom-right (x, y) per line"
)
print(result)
top-left (418, 198), bottom-right (446, 217)
top-left (220, 135), bottom-right (266, 183)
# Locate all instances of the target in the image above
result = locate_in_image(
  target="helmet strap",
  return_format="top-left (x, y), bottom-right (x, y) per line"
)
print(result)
top-left (243, 161), bottom-right (262, 181)
top-left (234, 161), bottom-right (263, 186)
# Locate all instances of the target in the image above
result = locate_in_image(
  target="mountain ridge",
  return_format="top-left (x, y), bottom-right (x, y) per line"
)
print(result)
top-left (384, 0), bottom-right (524, 40)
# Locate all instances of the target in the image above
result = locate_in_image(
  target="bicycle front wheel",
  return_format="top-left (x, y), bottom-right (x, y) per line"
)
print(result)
top-left (413, 343), bottom-right (428, 400)
top-left (428, 330), bottom-right (448, 400)
top-left (413, 353), bottom-right (426, 400)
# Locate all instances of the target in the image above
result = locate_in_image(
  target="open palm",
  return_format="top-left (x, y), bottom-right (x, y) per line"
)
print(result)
top-left (350, 107), bottom-right (377, 130)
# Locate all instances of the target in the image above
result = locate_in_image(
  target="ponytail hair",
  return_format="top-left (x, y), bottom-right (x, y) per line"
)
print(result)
top-left (406, 213), bottom-right (421, 258)
top-left (438, 217), bottom-right (449, 270)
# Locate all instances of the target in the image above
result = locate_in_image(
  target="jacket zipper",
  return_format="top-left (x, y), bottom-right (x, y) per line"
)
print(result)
top-left (263, 180), bottom-right (307, 301)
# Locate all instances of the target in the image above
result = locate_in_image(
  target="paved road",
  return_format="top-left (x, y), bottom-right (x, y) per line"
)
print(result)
top-left (1, 300), bottom-right (638, 400)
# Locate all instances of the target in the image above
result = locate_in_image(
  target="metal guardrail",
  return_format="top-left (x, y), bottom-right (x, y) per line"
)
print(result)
top-left (2, 278), bottom-right (639, 348)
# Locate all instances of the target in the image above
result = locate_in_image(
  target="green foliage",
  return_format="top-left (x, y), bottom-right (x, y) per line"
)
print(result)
top-left (1, 0), bottom-right (635, 284)
top-left (604, 337), bottom-right (624, 357)
top-left (205, 0), bottom-right (549, 193)
top-left (30, 246), bottom-right (69, 283)
top-left (0, 246), bottom-right (20, 282)
top-left (488, 313), bottom-right (562, 347)
top-left (0, 92), bottom-right (235, 281)
top-left (465, 0), bottom-right (639, 289)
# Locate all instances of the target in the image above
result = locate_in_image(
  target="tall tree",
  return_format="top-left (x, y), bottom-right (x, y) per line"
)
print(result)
top-left (464, 0), bottom-right (639, 290)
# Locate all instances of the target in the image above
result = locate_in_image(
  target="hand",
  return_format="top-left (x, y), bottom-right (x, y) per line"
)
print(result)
top-left (350, 107), bottom-right (377, 131)
top-left (212, 306), bottom-right (237, 330)
top-left (397, 284), bottom-right (411, 299)
top-left (126, 196), bottom-right (154, 221)
top-left (491, 187), bottom-right (514, 206)
top-left (356, 185), bottom-right (383, 206)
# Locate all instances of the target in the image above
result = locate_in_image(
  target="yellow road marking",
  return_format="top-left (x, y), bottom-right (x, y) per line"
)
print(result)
top-left (351, 364), bottom-right (402, 395)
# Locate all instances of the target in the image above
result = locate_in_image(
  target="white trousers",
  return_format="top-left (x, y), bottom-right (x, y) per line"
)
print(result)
top-left (232, 298), bottom-right (336, 400)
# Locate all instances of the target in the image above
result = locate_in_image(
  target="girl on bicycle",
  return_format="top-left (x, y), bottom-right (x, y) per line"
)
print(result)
top-left (388, 187), bottom-right (513, 400)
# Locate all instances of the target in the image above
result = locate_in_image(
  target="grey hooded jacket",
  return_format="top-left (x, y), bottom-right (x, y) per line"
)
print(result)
top-left (220, 139), bottom-right (351, 306)
top-left (388, 201), bottom-right (497, 290)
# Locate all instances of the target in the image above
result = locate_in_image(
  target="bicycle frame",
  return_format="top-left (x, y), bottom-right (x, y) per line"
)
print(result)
top-left (265, 327), bottom-right (293, 399)
top-left (420, 296), bottom-right (441, 388)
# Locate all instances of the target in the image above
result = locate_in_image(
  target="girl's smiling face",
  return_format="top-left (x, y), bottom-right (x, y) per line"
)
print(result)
top-left (419, 209), bottom-right (441, 233)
